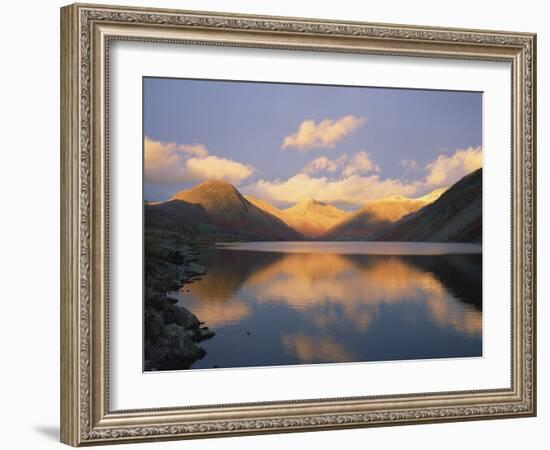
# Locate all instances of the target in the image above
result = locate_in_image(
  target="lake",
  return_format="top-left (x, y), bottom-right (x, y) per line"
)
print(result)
top-left (171, 241), bottom-right (482, 370)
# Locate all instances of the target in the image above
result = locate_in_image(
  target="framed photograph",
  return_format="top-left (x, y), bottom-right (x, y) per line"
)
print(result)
top-left (60, 3), bottom-right (536, 446)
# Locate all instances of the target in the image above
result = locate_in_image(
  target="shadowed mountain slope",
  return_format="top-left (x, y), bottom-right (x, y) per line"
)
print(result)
top-left (322, 188), bottom-right (446, 240)
top-left (373, 169), bottom-right (482, 243)
top-left (244, 195), bottom-right (286, 221)
top-left (146, 180), bottom-right (302, 241)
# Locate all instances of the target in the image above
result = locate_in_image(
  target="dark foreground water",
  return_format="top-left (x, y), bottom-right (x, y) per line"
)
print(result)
top-left (172, 242), bottom-right (482, 370)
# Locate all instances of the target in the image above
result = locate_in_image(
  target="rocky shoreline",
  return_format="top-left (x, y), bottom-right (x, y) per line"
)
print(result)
top-left (144, 243), bottom-right (215, 371)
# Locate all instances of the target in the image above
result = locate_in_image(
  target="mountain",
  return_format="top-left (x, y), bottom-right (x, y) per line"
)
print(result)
top-left (244, 195), bottom-right (286, 221)
top-left (146, 180), bottom-right (302, 240)
top-left (279, 198), bottom-right (351, 238)
top-left (322, 188), bottom-right (446, 240)
top-left (373, 169), bottom-right (482, 243)
top-left (245, 195), bottom-right (351, 238)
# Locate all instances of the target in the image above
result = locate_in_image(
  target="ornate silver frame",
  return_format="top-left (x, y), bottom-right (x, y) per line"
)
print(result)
top-left (60, 3), bottom-right (536, 446)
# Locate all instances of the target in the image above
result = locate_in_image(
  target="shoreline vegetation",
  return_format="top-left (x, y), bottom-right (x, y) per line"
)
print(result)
top-left (144, 169), bottom-right (482, 371)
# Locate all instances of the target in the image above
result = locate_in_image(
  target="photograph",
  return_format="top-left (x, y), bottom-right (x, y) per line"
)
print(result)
top-left (56, 2), bottom-right (537, 446)
top-left (143, 78), bottom-right (483, 372)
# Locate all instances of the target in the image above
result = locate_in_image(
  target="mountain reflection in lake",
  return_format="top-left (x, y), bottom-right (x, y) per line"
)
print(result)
top-left (172, 242), bottom-right (482, 369)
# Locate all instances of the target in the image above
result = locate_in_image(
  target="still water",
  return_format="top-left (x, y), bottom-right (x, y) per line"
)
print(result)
top-left (172, 242), bottom-right (482, 370)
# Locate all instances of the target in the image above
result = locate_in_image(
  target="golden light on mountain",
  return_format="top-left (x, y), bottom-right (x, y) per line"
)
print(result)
top-left (155, 178), bottom-right (476, 242)
top-left (360, 188), bottom-right (447, 223)
top-left (281, 198), bottom-right (351, 237)
top-left (246, 195), bottom-right (351, 238)
top-left (323, 187), bottom-right (447, 239)
top-left (244, 195), bottom-right (286, 221)
top-left (165, 179), bottom-right (302, 240)
top-left (172, 179), bottom-right (243, 212)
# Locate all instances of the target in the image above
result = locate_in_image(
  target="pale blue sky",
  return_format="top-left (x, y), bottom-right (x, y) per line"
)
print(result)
top-left (144, 77), bottom-right (482, 206)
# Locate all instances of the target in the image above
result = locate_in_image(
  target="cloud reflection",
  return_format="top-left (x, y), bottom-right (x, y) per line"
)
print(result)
top-left (173, 247), bottom-right (482, 367)
top-left (177, 251), bottom-right (482, 334)
top-left (239, 254), bottom-right (481, 335)
top-left (282, 334), bottom-right (356, 363)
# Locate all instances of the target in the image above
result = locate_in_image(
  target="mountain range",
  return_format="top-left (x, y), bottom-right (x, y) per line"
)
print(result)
top-left (145, 169), bottom-right (482, 243)
top-left (246, 196), bottom-right (350, 237)
top-left (146, 180), bottom-right (301, 240)
top-left (322, 188), bottom-right (446, 240)
top-left (372, 168), bottom-right (482, 243)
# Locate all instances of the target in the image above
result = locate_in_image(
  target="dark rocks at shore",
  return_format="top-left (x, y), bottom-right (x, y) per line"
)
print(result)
top-left (144, 311), bottom-right (205, 371)
top-left (144, 242), bottom-right (214, 371)
top-left (145, 245), bottom-right (208, 292)
top-left (144, 290), bottom-right (215, 371)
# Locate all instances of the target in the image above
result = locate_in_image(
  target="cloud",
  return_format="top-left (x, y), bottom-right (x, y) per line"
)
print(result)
top-left (144, 137), bottom-right (202, 184)
top-left (144, 137), bottom-right (253, 186)
top-left (282, 115), bottom-right (365, 151)
top-left (282, 334), bottom-right (356, 363)
top-left (424, 146), bottom-right (482, 187)
top-left (342, 151), bottom-right (380, 177)
top-left (302, 155), bottom-right (347, 174)
top-left (303, 151), bottom-right (379, 177)
top-left (179, 143), bottom-right (208, 158)
top-left (243, 146), bottom-right (481, 206)
top-left (185, 155), bottom-right (254, 185)
top-left (244, 173), bottom-right (420, 207)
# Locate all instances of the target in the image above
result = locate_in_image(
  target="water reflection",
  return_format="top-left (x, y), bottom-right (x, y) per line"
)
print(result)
top-left (173, 243), bottom-right (482, 369)
top-left (281, 334), bottom-right (356, 363)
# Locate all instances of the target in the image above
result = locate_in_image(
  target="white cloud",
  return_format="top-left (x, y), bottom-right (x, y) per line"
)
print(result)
top-left (144, 137), bottom-right (253, 186)
top-left (342, 151), bottom-right (380, 177)
top-left (424, 146), bottom-right (482, 187)
top-left (185, 155), bottom-right (254, 185)
top-left (303, 151), bottom-right (379, 177)
top-left (302, 155), bottom-right (347, 174)
top-left (244, 173), bottom-right (420, 207)
top-left (147, 135), bottom-right (481, 205)
top-left (179, 143), bottom-right (208, 158)
top-left (243, 146), bottom-right (482, 206)
top-left (144, 137), bottom-right (201, 184)
top-left (282, 115), bottom-right (365, 151)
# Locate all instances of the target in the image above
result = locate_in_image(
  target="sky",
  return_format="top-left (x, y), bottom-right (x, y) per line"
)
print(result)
top-left (143, 77), bottom-right (482, 209)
